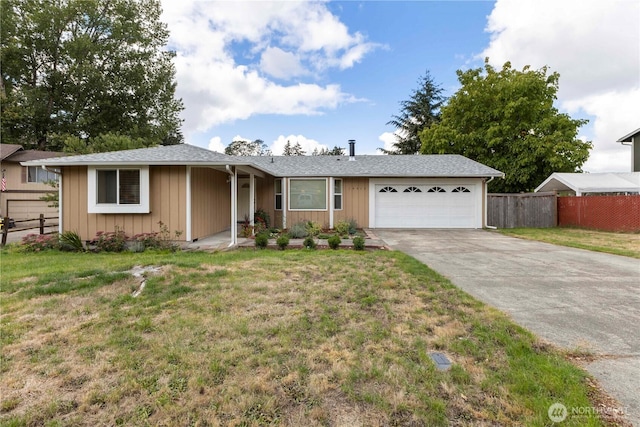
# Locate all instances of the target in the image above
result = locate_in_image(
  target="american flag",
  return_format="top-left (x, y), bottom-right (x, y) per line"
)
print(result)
top-left (1, 176), bottom-right (6, 192)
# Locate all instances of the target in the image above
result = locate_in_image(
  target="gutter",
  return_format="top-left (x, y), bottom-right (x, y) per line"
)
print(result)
top-left (484, 176), bottom-right (497, 229)
top-left (225, 165), bottom-right (237, 247)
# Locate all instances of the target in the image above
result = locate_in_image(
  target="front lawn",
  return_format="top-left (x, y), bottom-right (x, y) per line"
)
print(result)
top-left (498, 227), bottom-right (640, 258)
top-left (0, 249), bottom-right (612, 426)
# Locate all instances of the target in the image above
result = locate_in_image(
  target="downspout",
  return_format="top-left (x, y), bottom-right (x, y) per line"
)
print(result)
top-left (42, 165), bottom-right (62, 234)
top-left (484, 176), bottom-right (497, 229)
top-left (225, 165), bottom-right (237, 247)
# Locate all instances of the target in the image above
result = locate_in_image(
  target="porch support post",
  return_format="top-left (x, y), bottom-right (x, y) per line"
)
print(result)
top-left (228, 166), bottom-right (237, 246)
top-left (282, 178), bottom-right (287, 229)
top-left (249, 172), bottom-right (255, 234)
top-left (185, 166), bottom-right (192, 241)
top-left (329, 177), bottom-right (334, 229)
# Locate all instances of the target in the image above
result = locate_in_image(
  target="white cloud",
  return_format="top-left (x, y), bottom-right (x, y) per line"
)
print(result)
top-left (207, 136), bottom-right (226, 153)
top-left (481, 0), bottom-right (640, 173)
top-left (270, 135), bottom-right (327, 155)
top-left (378, 132), bottom-right (398, 153)
top-left (161, 0), bottom-right (380, 137)
top-left (563, 89), bottom-right (640, 172)
top-left (260, 47), bottom-right (307, 80)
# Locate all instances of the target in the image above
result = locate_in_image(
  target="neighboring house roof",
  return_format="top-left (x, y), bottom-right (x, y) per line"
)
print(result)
top-left (535, 172), bottom-right (640, 194)
top-left (1, 144), bottom-right (24, 161)
top-left (617, 128), bottom-right (640, 143)
top-left (22, 143), bottom-right (504, 178)
top-left (1, 144), bottom-right (66, 163)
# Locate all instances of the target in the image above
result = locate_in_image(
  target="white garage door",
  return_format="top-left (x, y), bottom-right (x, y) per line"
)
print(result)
top-left (374, 183), bottom-right (478, 228)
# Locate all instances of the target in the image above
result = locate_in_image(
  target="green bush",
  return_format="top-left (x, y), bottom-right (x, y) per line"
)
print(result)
top-left (255, 208), bottom-right (270, 229)
top-left (303, 236), bottom-right (317, 250)
top-left (288, 222), bottom-right (308, 238)
top-left (59, 230), bottom-right (84, 252)
top-left (90, 227), bottom-right (128, 252)
top-left (276, 235), bottom-right (290, 250)
top-left (20, 233), bottom-right (59, 252)
top-left (352, 236), bottom-right (365, 251)
top-left (334, 220), bottom-right (350, 236)
top-left (255, 233), bottom-right (269, 249)
top-left (327, 235), bottom-right (341, 249)
top-left (305, 221), bottom-right (322, 237)
top-left (348, 218), bottom-right (358, 235)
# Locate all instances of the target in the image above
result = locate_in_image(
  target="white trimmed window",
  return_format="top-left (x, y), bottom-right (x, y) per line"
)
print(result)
top-left (275, 178), bottom-right (283, 210)
top-left (88, 166), bottom-right (150, 213)
top-left (289, 178), bottom-right (327, 211)
top-left (334, 179), bottom-right (343, 210)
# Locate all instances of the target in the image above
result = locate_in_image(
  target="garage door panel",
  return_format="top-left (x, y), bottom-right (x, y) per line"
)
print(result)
top-left (374, 182), bottom-right (478, 228)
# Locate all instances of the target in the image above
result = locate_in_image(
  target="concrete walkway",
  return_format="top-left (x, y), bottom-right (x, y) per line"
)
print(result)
top-left (376, 229), bottom-right (640, 426)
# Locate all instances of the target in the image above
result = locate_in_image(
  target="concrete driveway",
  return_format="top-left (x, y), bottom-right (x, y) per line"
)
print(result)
top-left (376, 229), bottom-right (640, 426)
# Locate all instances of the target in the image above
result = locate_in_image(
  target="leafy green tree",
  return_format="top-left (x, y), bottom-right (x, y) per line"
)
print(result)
top-left (283, 141), bottom-right (306, 156)
top-left (0, 0), bottom-right (183, 152)
top-left (381, 70), bottom-right (445, 154)
top-left (225, 139), bottom-right (270, 156)
top-left (420, 60), bottom-right (591, 193)
top-left (62, 133), bottom-right (154, 154)
top-left (313, 146), bottom-right (345, 155)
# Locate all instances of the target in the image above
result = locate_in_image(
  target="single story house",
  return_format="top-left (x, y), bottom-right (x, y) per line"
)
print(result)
top-left (617, 127), bottom-right (640, 172)
top-left (535, 172), bottom-right (640, 196)
top-left (22, 143), bottom-right (504, 245)
top-left (1, 144), bottom-right (66, 220)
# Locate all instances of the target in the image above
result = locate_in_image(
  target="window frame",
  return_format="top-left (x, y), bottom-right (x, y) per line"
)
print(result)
top-left (27, 166), bottom-right (58, 183)
top-left (288, 178), bottom-right (328, 211)
top-left (334, 178), bottom-right (343, 211)
top-left (274, 178), bottom-right (283, 210)
top-left (88, 166), bottom-right (150, 214)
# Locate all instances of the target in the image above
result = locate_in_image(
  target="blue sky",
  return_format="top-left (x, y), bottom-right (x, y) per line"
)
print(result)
top-left (161, 0), bottom-right (640, 173)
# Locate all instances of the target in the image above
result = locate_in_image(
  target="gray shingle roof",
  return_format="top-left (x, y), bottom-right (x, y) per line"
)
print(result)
top-left (247, 154), bottom-right (503, 177)
top-left (21, 143), bottom-right (231, 165)
top-left (22, 143), bottom-right (503, 178)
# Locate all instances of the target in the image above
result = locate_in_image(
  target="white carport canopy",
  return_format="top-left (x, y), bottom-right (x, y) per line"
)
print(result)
top-left (535, 172), bottom-right (640, 196)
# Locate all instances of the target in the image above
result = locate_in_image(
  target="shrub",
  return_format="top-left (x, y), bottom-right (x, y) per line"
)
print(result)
top-left (255, 208), bottom-right (270, 229)
top-left (334, 220), bottom-right (350, 236)
top-left (90, 227), bottom-right (128, 252)
top-left (327, 235), bottom-right (341, 249)
top-left (352, 236), bottom-right (365, 251)
top-left (255, 233), bottom-right (269, 249)
top-left (303, 236), bottom-right (317, 250)
top-left (305, 221), bottom-right (322, 237)
top-left (132, 222), bottom-right (181, 251)
top-left (276, 235), bottom-right (290, 250)
top-left (21, 233), bottom-right (59, 252)
top-left (59, 230), bottom-right (84, 252)
top-left (347, 218), bottom-right (358, 235)
top-left (288, 222), bottom-right (308, 238)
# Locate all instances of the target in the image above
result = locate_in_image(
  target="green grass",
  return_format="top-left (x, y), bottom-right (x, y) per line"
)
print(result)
top-left (0, 248), bottom-right (611, 426)
top-left (498, 227), bottom-right (640, 258)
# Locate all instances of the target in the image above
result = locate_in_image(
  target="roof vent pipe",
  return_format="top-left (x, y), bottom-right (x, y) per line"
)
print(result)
top-left (348, 139), bottom-right (356, 161)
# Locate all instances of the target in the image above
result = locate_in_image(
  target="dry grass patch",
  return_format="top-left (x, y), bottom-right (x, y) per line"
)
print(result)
top-left (0, 249), bottom-right (615, 426)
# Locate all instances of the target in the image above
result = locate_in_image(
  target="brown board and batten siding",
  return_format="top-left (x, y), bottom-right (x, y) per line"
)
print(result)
top-left (334, 177), bottom-right (369, 228)
top-left (272, 177), bottom-right (369, 229)
top-left (191, 167), bottom-right (230, 240)
top-left (62, 165), bottom-right (187, 241)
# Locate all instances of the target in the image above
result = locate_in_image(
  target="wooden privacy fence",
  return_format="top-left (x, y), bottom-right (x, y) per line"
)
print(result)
top-left (487, 192), bottom-right (557, 228)
top-left (1, 214), bottom-right (58, 246)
